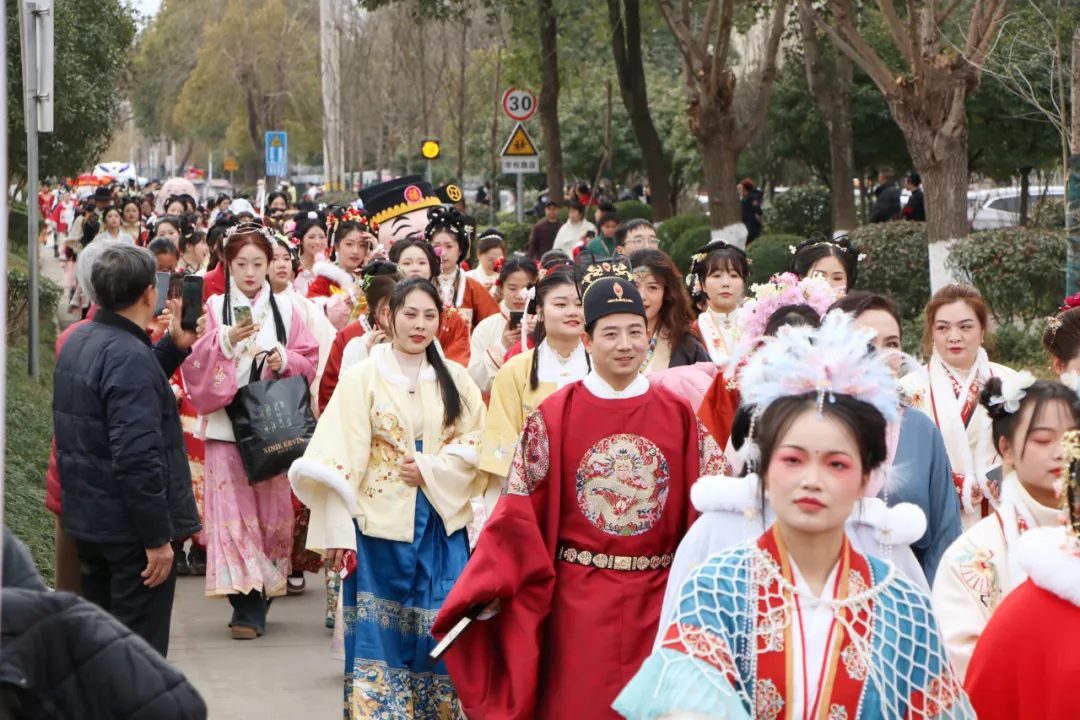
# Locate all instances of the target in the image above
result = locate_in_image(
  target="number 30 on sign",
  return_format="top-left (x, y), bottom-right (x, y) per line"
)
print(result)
top-left (502, 88), bottom-right (537, 122)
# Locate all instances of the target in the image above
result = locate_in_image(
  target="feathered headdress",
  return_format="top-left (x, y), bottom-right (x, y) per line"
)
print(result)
top-left (737, 272), bottom-right (842, 345)
top-left (738, 309), bottom-right (901, 424)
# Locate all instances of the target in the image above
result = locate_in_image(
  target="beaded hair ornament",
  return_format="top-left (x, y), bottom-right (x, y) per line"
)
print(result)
top-left (328, 207), bottom-right (379, 239)
top-left (224, 221), bottom-right (277, 244)
top-left (789, 232), bottom-right (867, 262)
top-left (1047, 292), bottom-right (1080, 343)
top-left (738, 309), bottom-right (901, 424)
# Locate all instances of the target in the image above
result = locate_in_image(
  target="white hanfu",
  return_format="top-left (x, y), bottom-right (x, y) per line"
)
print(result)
top-left (695, 308), bottom-right (739, 366)
top-left (901, 348), bottom-right (1018, 529)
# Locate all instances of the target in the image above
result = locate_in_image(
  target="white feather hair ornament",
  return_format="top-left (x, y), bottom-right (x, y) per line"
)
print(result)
top-left (738, 309), bottom-right (900, 424)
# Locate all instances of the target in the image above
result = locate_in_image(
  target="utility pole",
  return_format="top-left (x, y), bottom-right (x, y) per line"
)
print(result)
top-left (19, 0), bottom-right (53, 381)
top-left (320, 0), bottom-right (343, 192)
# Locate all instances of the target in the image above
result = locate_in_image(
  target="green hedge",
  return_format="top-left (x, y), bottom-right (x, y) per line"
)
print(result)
top-left (9, 207), bottom-right (29, 255)
top-left (747, 234), bottom-right (803, 284)
top-left (670, 226), bottom-right (713, 275)
top-left (766, 186), bottom-right (830, 238)
top-left (657, 213), bottom-right (709, 251)
top-left (495, 222), bottom-right (531, 255)
top-left (7, 268), bottom-right (63, 344)
top-left (614, 201), bottom-right (653, 223)
top-left (948, 228), bottom-right (1066, 326)
top-left (850, 223), bottom-right (930, 323)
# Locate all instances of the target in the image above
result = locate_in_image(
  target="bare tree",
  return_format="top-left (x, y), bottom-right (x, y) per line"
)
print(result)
top-left (799, 0), bottom-right (1007, 288)
top-left (799, 0), bottom-right (857, 232)
top-left (657, 0), bottom-right (788, 240)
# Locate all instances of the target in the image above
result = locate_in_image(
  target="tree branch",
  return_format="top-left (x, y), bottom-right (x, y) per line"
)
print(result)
top-left (877, 0), bottom-right (917, 70)
top-left (808, 0), bottom-right (898, 93)
top-left (709, 0), bottom-right (736, 93)
top-left (657, 0), bottom-right (707, 69)
top-left (734, 0), bottom-right (788, 149)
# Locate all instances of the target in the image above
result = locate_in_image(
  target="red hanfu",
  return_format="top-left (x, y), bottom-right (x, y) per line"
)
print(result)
top-left (433, 379), bottom-right (729, 720)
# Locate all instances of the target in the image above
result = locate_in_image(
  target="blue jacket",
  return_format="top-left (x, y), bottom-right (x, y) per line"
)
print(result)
top-left (53, 310), bottom-right (200, 548)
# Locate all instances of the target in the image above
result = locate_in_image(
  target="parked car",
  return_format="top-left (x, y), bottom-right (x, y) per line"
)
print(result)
top-left (968, 186), bottom-right (1063, 230)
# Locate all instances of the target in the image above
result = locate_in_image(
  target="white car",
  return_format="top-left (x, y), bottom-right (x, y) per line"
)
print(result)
top-left (967, 186), bottom-right (1063, 230)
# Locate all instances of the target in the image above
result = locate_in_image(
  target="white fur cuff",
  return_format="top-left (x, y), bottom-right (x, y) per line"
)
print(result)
top-left (691, 474), bottom-right (761, 514)
top-left (289, 457), bottom-right (357, 510)
top-left (1017, 527), bottom-right (1080, 606)
top-left (852, 499), bottom-right (927, 547)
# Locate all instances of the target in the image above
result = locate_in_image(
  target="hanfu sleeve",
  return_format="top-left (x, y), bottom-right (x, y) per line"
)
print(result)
top-left (432, 409), bottom-right (560, 720)
top-left (288, 367), bottom-right (373, 555)
top-left (478, 359), bottom-right (526, 482)
top-left (413, 369), bottom-right (493, 525)
top-left (614, 564), bottom-right (750, 720)
top-left (270, 311), bottom-right (319, 383)
top-left (919, 422), bottom-right (962, 585)
top-left (182, 310), bottom-right (239, 416)
top-left (466, 318), bottom-right (505, 394)
top-left (930, 538), bottom-right (997, 681)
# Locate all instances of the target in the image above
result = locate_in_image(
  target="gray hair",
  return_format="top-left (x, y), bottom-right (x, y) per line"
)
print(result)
top-left (90, 244), bottom-right (157, 312)
top-left (74, 239), bottom-right (118, 306)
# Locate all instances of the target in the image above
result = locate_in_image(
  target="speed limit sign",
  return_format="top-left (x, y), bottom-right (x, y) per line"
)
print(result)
top-left (502, 88), bottom-right (537, 122)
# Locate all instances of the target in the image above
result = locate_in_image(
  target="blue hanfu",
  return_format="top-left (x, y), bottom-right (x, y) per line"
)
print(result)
top-left (343, 441), bottom-right (470, 719)
top-left (615, 527), bottom-right (976, 720)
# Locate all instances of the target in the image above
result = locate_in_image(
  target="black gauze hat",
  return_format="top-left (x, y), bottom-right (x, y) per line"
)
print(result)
top-left (577, 255), bottom-right (646, 326)
top-left (359, 175), bottom-right (441, 227)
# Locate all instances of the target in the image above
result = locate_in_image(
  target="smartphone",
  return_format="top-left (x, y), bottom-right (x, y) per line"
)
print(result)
top-left (168, 273), bottom-right (186, 301)
top-left (181, 276), bottom-right (204, 332)
top-left (153, 272), bottom-right (170, 316)
top-left (509, 311), bottom-right (524, 331)
top-left (233, 304), bottom-right (252, 326)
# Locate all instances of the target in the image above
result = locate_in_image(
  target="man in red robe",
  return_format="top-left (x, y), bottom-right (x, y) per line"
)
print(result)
top-left (433, 259), bottom-right (728, 719)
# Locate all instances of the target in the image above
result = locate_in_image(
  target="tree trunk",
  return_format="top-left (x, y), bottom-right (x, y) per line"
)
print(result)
top-left (698, 128), bottom-right (741, 244)
top-left (538, 0), bottom-right (564, 204)
top-left (456, 19), bottom-right (468, 180)
top-left (919, 147), bottom-right (970, 292)
top-left (1019, 167), bottom-right (1031, 227)
top-left (607, 0), bottom-right (672, 220)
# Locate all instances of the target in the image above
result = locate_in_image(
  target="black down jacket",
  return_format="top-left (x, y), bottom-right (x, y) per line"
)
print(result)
top-left (0, 589), bottom-right (208, 720)
top-left (53, 310), bottom-right (200, 549)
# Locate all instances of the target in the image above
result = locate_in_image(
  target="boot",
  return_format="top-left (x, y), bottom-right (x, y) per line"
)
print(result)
top-left (173, 541), bottom-right (189, 576)
top-left (187, 545), bottom-right (207, 576)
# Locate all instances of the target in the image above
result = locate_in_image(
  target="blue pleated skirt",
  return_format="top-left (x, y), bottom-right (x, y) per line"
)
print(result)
top-left (343, 441), bottom-right (469, 719)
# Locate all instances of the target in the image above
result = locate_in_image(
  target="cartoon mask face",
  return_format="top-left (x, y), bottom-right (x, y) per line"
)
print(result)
top-left (377, 208), bottom-right (429, 249)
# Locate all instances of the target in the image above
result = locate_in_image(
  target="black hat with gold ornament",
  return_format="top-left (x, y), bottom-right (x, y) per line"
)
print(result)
top-left (576, 253), bottom-right (647, 327)
top-left (359, 174), bottom-right (442, 227)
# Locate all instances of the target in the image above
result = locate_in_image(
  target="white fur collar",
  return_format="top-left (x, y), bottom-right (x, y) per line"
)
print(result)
top-left (583, 370), bottom-right (649, 399)
top-left (690, 474), bottom-right (927, 548)
top-left (1017, 527), bottom-right (1080, 606)
top-left (313, 259), bottom-right (356, 289)
top-left (372, 342), bottom-right (437, 386)
top-left (229, 278), bottom-right (273, 321)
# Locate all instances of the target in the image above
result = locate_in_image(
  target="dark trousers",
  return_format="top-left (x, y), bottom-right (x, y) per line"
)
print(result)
top-left (228, 590), bottom-right (268, 634)
top-left (76, 541), bottom-right (177, 657)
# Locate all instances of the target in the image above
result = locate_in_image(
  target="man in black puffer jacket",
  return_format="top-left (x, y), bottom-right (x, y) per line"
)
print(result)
top-left (0, 527), bottom-right (207, 720)
top-left (54, 245), bottom-right (202, 657)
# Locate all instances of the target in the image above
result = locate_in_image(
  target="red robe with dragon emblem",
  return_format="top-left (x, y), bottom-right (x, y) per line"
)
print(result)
top-left (433, 378), bottom-right (729, 719)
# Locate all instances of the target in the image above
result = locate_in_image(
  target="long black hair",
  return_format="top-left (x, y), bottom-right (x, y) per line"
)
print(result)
top-left (527, 268), bottom-right (589, 390)
top-left (389, 277), bottom-right (467, 427)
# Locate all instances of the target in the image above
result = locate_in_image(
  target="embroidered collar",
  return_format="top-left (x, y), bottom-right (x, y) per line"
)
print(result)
top-left (372, 342), bottom-right (436, 386)
top-left (229, 278), bottom-right (273, 324)
top-left (583, 370), bottom-right (649, 399)
top-left (313, 259), bottom-right (357, 289)
top-left (537, 339), bottom-right (589, 386)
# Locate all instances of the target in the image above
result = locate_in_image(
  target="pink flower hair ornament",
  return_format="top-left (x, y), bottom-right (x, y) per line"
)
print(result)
top-left (737, 272), bottom-right (843, 346)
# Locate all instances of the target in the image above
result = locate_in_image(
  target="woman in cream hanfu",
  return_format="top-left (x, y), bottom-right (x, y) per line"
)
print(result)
top-left (686, 239), bottom-right (747, 366)
top-left (615, 312), bottom-right (975, 720)
top-left (932, 374), bottom-right (1078, 681)
top-left (901, 284), bottom-right (1020, 529)
top-left (289, 276), bottom-right (491, 719)
top-left (467, 254), bottom-right (538, 395)
top-left (479, 267), bottom-right (590, 484)
top-left (183, 223), bottom-right (320, 639)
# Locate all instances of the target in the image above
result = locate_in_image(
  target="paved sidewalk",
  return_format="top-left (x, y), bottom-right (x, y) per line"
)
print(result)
top-left (170, 573), bottom-right (343, 719)
top-left (41, 243), bottom-right (344, 717)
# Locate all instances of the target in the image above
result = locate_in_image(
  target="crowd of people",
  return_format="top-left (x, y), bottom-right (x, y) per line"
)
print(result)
top-left (21, 171), bottom-right (1080, 719)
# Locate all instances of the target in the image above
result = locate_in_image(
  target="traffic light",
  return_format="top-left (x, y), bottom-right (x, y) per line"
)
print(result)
top-left (421, 140), bottom-right (441, 160)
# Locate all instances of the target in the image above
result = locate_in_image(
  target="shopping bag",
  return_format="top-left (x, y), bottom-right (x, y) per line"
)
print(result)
top-left (226, 351), bottom-right (316, 484)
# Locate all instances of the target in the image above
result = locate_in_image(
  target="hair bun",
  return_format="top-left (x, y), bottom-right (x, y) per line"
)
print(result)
top-left (979, 376), bottom-right (1009, 419)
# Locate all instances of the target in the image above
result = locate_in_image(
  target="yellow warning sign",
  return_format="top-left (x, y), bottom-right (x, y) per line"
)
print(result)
top-left (270, 135), bottom-right (284, 148)
top-left (501, 123), bottom-right (539, 157)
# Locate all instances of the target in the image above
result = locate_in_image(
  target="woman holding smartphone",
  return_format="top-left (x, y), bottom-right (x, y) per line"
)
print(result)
top-left (183, 224), bottom-right (320, 640)
top-left (467, 254), bottom-right (539, 395)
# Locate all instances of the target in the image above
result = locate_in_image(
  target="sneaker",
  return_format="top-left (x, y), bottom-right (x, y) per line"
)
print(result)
top-left (188, 546), bottom-right (207, 576)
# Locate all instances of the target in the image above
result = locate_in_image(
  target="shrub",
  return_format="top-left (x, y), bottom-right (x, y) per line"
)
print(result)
top-left (1031, 196), bottom-right (1065, 229)
top-left (614, 200), bottom-right (653, 223)
top-left (747, 234), bottom-right (803, 284)
top-left (765, 186), bottom-right (830, 238)
top-left (850, 222), bottom-right (930, 323)
top-left (657, 213), bottom-right (709, 251)
top-left (9, 207), bottom-right (28, 256)
top-left (947, 228), bottom-right (1065, 326)
top-left (495, 222), bottom-right (532, 254)
top-left (986, 323), bottom-right (1047, 372)
top-left (670, 226), bottom-right (713, 275)
top-left (8, 268), bottom-right (63, 344)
